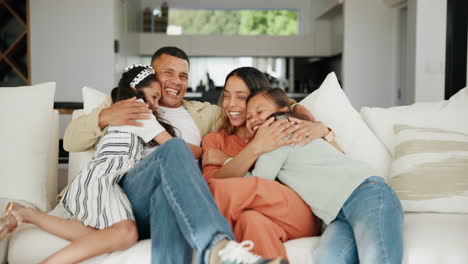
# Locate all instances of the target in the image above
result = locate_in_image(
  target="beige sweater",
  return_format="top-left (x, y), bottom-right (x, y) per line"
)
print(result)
top-left (64, 95), bottom-right (221, 152)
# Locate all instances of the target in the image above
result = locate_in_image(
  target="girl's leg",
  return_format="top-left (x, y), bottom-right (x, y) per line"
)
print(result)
top-left (41, 220), bottom-right (138, 264)
top-left (343, 176), bottom-right (404, 264)
top-left (18, 207), bottom-right (94, 241)
top-left (312, 212), bottom-right (358, 264)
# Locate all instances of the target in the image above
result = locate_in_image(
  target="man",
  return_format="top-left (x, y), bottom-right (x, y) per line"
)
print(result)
top-left (64, 47), bottom-right (220, 156)
top-left (63, 47), bottom-right (286, 264)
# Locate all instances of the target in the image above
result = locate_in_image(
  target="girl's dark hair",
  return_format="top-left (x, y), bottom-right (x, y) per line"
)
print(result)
top-left (112, 65), bottom-right (177, 141)
top-left (248, 88), bottom-right (297, 118)
top-left (218, 67), bottom-right (272, 135)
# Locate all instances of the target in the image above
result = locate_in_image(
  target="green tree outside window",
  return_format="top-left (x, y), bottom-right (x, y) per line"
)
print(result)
top-left (168, 9), bottom-right (298, 35)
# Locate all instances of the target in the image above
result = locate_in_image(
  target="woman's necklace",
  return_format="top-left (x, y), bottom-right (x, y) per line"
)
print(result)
top-left (236, 128), bottom-right (251, 144)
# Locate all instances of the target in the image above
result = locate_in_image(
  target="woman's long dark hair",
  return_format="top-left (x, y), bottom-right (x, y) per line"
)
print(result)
top-left (112, 65), bottom-right (177, 141)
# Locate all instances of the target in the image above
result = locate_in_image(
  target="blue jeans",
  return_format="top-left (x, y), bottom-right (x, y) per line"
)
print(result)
top-left (119, 138), bottom-right (235, 264)
top-left (313, 176), bottom-right (404, 264)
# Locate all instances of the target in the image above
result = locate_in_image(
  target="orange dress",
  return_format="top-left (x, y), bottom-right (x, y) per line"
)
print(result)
top-left (202, 131), bottom-right (321, 259)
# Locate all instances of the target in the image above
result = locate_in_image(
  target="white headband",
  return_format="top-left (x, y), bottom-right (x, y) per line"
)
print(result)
top-left (124, 64), bottom-right (155, 87)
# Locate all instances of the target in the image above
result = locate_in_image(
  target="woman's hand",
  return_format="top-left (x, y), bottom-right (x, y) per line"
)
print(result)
top-left (288, 117), bottom-right (328, 146)
top-left (250, 117), bottom-right (299, 154)
top-left (202, 149), bottom-right (230, 167)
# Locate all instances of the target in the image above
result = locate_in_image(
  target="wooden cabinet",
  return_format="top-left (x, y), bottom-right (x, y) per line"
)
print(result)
top-left (0, 0), bottom-right (29, 86)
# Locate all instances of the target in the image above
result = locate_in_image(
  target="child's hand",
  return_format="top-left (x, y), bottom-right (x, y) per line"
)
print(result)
top-left (251, 117), bottom-right (299, 154)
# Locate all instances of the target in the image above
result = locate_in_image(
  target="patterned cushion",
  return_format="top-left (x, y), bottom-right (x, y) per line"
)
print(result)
top-left (389, 124), bottom-right (468, 213)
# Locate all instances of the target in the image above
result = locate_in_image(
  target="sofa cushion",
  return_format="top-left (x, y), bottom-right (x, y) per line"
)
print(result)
top-left (0, 198), bottom-right (39, 264)
top-left (10, 207), bottom-right (468, 264)
top-left (82, 86), bottom-right (107, 114)
top-left (360, 87), bottom-right (468, 156)
top-left (299, 72), bottom-right (392, 178)
top-left (0, 82), bottom-right (56, 211)
top-left (389, 125), bottom-right (468, 213)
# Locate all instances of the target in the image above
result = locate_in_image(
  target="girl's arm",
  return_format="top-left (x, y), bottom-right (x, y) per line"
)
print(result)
top-left (211, 118), bottom-right (300, 179)
top-left (119, 115), bottom-right (201, 158)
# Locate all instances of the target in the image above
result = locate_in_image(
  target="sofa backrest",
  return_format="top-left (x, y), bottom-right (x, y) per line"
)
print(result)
top-left (67, 109), bottom-right (95, 184)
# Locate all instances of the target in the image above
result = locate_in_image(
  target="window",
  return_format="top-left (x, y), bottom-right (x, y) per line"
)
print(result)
top-left (158, 9), bottom-right (299, 36)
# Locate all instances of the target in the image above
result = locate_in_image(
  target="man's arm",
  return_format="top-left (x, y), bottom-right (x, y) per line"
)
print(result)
top-left (63, 97), bottom-right (111, 152)
top-left (63, 96), bottom-right (152, 152)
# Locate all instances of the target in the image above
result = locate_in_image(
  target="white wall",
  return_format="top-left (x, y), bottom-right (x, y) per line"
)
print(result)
top-left (342, 0), bottom-right (399, 109)
top-left (30, 0), bottom-right (142, 137)
top-left (114, 0), bottom-right (141, 84)
top-left (406, 0), bottom-right (446, 103)
top-left (30, 0), bottom-right (116, 102)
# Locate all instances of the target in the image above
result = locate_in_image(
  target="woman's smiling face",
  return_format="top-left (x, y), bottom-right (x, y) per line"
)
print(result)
top-left (222, 76), bottom-right (251, 127)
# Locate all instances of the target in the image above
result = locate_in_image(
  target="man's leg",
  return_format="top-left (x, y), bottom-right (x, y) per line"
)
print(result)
top-left (120, 138), bottom-right (234, 264)
top-left (152, 186), bottom-right (192, 263)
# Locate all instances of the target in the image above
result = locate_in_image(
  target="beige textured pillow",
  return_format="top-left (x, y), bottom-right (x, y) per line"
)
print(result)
top-left (389, 124), bottom-right (468, 213)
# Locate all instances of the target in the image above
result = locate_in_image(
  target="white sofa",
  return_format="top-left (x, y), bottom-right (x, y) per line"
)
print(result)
top-left (0, 83), bottom-right (59, 264)
top-left (3, 77), bottom-right (468, 264)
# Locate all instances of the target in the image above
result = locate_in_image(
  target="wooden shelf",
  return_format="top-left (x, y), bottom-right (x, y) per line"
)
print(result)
top-left (0, 0), bottom-right (30, 86)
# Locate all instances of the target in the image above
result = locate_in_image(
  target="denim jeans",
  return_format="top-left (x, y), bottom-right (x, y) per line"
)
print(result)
top-left (119, 138), bottom-right (235, 264)
top-left (313, 176), bottom-right (404, 264)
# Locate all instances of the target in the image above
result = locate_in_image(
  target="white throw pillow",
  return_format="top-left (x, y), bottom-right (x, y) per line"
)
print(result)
top-left (361, 87), bottom-right (468, 155)
top-left (82, 86), bottom-right (108, 114)
top-left (299, 72), bottom-right (392, 178)
top-left (0, 82), bottom-right (56, 210)
top-left (389, 125), bottom-right (468, 213)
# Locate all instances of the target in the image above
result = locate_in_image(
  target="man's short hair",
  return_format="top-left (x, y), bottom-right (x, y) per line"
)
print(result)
top-left (151, 46), bottom-right (190, 66)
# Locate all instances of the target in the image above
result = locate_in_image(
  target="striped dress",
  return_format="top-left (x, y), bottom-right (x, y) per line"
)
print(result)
top-left (61, 130), bottom-right (145, 229)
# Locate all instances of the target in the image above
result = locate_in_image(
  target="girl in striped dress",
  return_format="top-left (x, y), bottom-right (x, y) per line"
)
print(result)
top-left (0, 65), bottom-right (176, 263)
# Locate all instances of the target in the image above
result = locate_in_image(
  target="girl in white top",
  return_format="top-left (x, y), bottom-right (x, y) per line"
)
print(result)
top-left (0, 65), bottom-right (176, 263)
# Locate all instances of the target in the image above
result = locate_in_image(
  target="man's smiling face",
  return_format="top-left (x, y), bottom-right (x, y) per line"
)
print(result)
top-left (151, 53), bottom-right (189, 108)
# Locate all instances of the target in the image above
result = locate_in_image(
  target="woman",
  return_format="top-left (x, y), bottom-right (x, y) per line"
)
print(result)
top-left (202, 67), bottom-right (330, 259)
